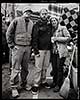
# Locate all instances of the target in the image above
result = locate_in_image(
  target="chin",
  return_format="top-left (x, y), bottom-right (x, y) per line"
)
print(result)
top-left (25, 16), bottom-right (29, 19)
top-left (42, 18), bottom-right (47, 20)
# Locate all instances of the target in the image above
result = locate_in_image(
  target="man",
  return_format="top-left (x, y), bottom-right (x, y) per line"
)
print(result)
top-left (51, 17), bottom-right (71, 92)
top-left (31, 8), bottom-right (52, 94)
top-left (6, 8), bottom-right (33, 97)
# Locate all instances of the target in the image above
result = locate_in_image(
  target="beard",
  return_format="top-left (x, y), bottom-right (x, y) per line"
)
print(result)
top-left (41, 17), bottom-right (47, 21)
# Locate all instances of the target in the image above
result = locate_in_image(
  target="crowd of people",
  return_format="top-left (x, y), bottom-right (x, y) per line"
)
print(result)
top-left (2, 7), bottom-right (78, 98)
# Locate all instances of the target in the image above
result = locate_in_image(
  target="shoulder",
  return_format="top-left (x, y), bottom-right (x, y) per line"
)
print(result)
top-left (36, 19), bottom-right (42, 25)
top-left (9, 17), bottom-right (22, 27)
top-left (58, 25), bottom-right (68, 32)
top-left (33, 19), bottom-right (40, 26)
top-left (10, 17), bottom-right (19, 24)
top-left (29, 19), bottom-right (33, 24)
top-left (59, 25), bottom-right (66, 29)
top-left (15, 17), bottom-right (23, 21)
top-left (13, 17), bottom-right (25, 23)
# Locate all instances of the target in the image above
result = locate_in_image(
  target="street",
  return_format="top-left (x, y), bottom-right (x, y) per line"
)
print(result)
top-left (1, 3), bottom-right (78, 99)
top-left (2, 62), bottom-right (63, 99)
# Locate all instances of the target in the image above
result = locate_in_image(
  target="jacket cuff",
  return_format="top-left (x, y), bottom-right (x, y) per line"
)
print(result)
top-left (34, 49), bottom-right (39, 55)
top-left (8, 43), bottom-right (15, 49)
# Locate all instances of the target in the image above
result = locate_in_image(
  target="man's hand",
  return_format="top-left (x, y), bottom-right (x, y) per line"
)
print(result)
top-left (36, 54), bottom-right (40, 57)
top-left (10, 45), bottom-right (14, 49)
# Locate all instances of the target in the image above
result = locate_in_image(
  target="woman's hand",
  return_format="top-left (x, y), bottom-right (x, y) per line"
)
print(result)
top-left (51, 37), bottom-right (57, 43)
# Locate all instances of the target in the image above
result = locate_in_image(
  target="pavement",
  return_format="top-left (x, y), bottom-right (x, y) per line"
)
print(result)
top-left (2, 62), bottom-right (64, 99)
top-left (17, 63), bottom-right (63, 99)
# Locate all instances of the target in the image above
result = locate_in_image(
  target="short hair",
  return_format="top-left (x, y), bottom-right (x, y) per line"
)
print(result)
top-left (23, 8), bottom-right (32, 14)
top-left (39, 8), bottom-right (48, 14)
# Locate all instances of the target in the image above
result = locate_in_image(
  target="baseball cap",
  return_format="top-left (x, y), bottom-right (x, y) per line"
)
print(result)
top-left (23, 7), bottom-right (32, 14)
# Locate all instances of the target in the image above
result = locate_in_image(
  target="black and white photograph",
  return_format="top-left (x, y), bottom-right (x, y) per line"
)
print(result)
top-left (1, 2), bottom-right (79, 99)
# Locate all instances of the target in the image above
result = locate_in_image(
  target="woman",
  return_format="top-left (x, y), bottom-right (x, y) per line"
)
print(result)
top-left (50, 16), bottom-right (71, 92)
top-left (50, 17), bottom-right (60, 88)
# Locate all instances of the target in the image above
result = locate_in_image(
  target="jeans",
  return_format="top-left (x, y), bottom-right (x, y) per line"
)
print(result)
top-left (50, 53), bottom-right (60, 84)
top-left (51, 52), bottom-right (66, 88)
top-left (57, 57), bottom-right (66, 88)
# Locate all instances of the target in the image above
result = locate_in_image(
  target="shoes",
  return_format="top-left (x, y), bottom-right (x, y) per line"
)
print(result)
top-left (31, 86), bottom-right (39, 94)
top-left (50, 83), bottom-right (56, 88)
top-left (12, 88), bottom-right (19, 98)
top-left (53, 85), bottom-right (60, 92)
top-left (25, 84), bottom-right (32, 91)
top-left (21, 84), bottom-right (32, 91)
top-left (41, 82), bottom-right (50, 89)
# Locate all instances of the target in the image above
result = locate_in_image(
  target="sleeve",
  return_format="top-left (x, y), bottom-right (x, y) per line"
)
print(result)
top-left (6, 19), bottom-right (16, 48)
top-left (32, 22), bottom-right (39, 55)
top-left (63, 26), bottom-right (71, 37)
top-left (62, 26), bottom-right (71, 42)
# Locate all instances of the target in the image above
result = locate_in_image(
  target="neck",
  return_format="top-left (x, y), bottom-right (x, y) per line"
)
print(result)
top-left (54, 24), bottom-right (59, 30)
top-left (41, 18), bottom-right (47, 22)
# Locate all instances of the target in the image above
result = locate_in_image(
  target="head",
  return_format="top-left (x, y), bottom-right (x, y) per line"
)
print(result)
top-left (40, 8), bottom-right (48, 21)
top-left (23, 8), bottom-right (32, 19)
top-left (50, 17), bottom-right (59, 29)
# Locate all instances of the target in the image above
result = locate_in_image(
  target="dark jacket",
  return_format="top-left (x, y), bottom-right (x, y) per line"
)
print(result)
top-left (32, 19), bottom-right (52, 54)
top-left (6, 17), bottom-right (33, 48)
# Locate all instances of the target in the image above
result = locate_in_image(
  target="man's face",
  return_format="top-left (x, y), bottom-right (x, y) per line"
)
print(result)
top-left (51, 18), bottom-right (58, 27)
top-left (23, 11), bottom-right (31, 18)
top-left (40, 9), bottom-right (48, 20)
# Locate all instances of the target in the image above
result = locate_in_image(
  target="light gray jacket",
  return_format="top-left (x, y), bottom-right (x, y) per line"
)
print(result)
top-left (6, 16), bottom-right (33, 48)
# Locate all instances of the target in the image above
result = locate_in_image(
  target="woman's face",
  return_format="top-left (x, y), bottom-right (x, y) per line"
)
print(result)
top-left (51, 17), bottom-right (58, 28)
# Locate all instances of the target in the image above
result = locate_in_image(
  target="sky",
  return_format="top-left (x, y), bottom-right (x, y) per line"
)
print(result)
top-left (15, 3), bottom-right (79, 12)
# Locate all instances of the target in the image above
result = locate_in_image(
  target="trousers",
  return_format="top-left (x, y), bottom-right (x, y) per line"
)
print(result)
top-left (33, 50), bottom-right (50, 86)
top-left (10, 45), bottom-right (31, 88)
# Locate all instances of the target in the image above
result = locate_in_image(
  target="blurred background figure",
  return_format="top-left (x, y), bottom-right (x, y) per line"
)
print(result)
top-left (2, 16), bottom-right (9, 64)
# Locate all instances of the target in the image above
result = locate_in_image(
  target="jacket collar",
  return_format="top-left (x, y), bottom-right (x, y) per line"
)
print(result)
top-left (38, 18), bottom-right (48, 25)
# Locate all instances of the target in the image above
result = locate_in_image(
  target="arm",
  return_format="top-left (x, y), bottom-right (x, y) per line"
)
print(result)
top-left (52, 26), bottom-right (71, 43)
top-left (58, 26), bottom-right (71, 42)
top-left (6, 19), bottom-right (17, 49)
top-left (32, 22), bottom-right (39, 55)
top-left (56, 37), bottom-right (70, 43)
